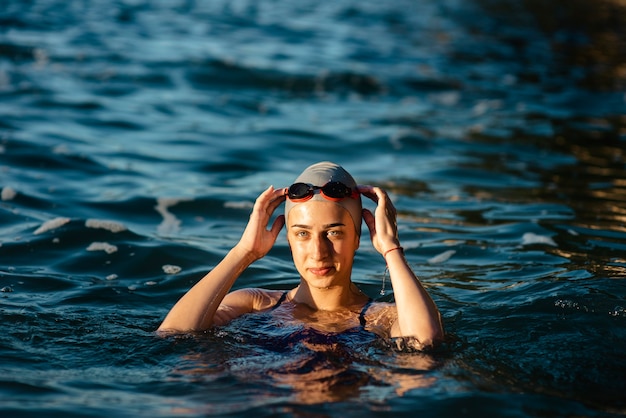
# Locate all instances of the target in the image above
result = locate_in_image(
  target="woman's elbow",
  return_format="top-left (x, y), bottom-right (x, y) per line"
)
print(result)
top-left (418, 326), bottom-right (445, 349)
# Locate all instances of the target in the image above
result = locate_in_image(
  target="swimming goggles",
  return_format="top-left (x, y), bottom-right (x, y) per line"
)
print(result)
top-left (286, 181), bottom-right (359, 202)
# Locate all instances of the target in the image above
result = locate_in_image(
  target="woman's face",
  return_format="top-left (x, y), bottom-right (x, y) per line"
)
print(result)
top-left (287, 201), bottom-right (360, 289)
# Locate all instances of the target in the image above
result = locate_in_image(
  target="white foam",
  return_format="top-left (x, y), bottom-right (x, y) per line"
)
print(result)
top-left (1, 186), bottom-right (16, 201)
top-left (86, 242), bottom-right (118, 254)
top-left (428, 249), bottom-right (456, 264)
top-left (162, 264), bottom-right (181, 274)
top-left (155, 197), bottom-right (192, 235)
top-left (34, 217), bottom-right (70, 235)
top-left (522, 232), bottom-right (557, 247)
top-left (85, 219), bottom-right (127, 233)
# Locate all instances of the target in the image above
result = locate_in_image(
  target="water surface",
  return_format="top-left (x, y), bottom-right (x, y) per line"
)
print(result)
top-left (1, 0), bottom-right (625, 416)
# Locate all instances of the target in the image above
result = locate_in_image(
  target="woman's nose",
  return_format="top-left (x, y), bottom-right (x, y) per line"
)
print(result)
top-left (309, 234), bottom-right (331, 260)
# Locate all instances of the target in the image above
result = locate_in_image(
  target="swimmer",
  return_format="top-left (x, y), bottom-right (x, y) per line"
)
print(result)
top-left (158, 162), bottom-right (444, 348)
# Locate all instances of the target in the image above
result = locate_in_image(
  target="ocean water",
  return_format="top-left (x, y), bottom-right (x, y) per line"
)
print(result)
top-left (1, 0), bottom-right (625, 416)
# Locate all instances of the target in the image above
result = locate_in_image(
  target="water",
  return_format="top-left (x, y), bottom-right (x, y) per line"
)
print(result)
top-left (1, 0), bottom-right (625, 416)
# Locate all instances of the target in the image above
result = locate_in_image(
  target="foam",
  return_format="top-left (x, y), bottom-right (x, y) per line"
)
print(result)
top-left (155, 197), bottom-right (192, 235)
top-left (86, 242), bottom-right (118, 254)
top-left (162, 264), bottom-right (181, 274)
top-left (522, 232), bottom-right (557, 247)
top-left (1, 186), bottom-right (16, 201)
top-left (34, 217), bottom-right (70, 235)
top-left (85, 219), bottom-right (127, 233)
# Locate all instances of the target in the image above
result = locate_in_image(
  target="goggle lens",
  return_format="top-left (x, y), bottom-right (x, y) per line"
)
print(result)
top-left (287, 181), bottom-right (355, 202)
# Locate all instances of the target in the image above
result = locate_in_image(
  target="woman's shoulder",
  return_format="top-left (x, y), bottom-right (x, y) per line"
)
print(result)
top-left (214, 288), bottom-right (287, 326)
top-left (230, 288), bottom-right (287, 312)
top-left (365, 300), bottom-right (395, 311)
top-left (362, 301), bottom-right (398, 336)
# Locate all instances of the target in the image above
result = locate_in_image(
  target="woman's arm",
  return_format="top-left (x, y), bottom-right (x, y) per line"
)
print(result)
top-left (359, 185), bottom-right (444, 347)
top-left (157, 186), bottom-right (286, 332)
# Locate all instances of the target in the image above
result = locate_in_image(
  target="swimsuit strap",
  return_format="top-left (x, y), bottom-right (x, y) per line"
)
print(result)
top-left (359, 298), bottom-right (374, 327)
top-left (271, 291), bottom-right (289, 310)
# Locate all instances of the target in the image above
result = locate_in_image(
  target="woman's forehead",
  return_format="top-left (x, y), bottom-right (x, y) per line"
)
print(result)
top-left (287, 201), bottom-right (351, 226)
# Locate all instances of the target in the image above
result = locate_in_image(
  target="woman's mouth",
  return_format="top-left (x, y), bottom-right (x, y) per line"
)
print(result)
top-left (308, 266), bottom-right (334, 276)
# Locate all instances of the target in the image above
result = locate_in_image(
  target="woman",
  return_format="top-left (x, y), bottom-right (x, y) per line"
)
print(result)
top-left (158, 162), bottom-right (444, 348)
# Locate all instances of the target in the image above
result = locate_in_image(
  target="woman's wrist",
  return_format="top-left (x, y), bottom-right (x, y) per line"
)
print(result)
top-left (383, 246), bottom-right (404, 259)
top-left (230, 244), bottom-right (262, 265)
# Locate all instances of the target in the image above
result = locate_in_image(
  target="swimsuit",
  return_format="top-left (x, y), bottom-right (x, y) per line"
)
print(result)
top-left (272, 291), bottom-right (374, 328)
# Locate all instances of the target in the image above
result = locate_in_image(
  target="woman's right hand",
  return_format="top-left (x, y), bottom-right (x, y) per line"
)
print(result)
top-left (235, 186), bottom-right (286, 261)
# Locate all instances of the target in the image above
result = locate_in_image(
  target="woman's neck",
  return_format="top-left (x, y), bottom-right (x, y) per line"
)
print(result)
top-left (289, 281), bottom-right (368, 311)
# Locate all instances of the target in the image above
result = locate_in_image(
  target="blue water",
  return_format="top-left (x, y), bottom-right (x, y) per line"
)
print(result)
top-left (1, 0), bottom-right (625, 416)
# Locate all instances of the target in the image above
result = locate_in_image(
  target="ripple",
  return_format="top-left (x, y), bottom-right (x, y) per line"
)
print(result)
top-left (1, 0), bottom-right (625, 416)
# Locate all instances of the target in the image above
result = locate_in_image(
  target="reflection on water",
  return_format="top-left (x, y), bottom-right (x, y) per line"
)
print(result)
top-left (474, 0), bottom-right (626, 90)
top-left (169, 316), bottom-right (441, 409)
top-left (527, 0), bottom-right (626, 91)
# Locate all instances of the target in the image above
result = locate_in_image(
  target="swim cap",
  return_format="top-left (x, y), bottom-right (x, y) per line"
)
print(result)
top-left (285, 162), bottom-right (362, 235)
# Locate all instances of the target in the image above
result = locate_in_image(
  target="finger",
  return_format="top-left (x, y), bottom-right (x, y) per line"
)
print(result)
top-left (362, 208), bottom-right (377, 241)
top-left (267, 189), bottom-right (286, 211)
top-left (373, 187), bottom-right (396, 215)
top-left (357, 185), bottom-right (378, 202)
top-left (373, 190), bottom-right (388, 216)
top-left (271, 186), bottom-right (287, 198)
top-left (362, 208), bottom-right (375, 227)
top-left (372, 186), bottom-right (394, 207)
top-left (372, 186), bottom-right (388, 201)
top-left (254, 186), bottom-right (285, 216)
top-left (254, 185), bottom-right (275, 208)
top-left (269, 214), bottom-right (285, 237)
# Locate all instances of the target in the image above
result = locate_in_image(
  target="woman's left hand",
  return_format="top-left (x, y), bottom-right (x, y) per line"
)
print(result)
top-left (358, 185), bottom-right (400, 256)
